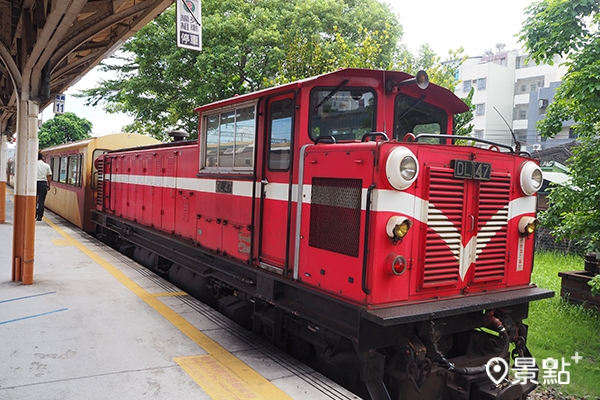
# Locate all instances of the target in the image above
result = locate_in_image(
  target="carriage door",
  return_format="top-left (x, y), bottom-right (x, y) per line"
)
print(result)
top-left (258, 95), bottom-right (295, 271)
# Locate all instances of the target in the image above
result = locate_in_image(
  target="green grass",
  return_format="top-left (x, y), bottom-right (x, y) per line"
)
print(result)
top-left (525, 251), bottom-right (600, 399)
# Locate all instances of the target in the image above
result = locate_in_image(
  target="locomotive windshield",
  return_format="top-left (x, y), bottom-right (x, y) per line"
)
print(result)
top-left (394, 93), bottom-right (447, 142)
top-left (309, 88), bottom-right (375, 141)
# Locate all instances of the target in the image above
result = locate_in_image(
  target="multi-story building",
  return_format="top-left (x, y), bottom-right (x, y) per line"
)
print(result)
top-left (454, 49), bottom-right (570, 152)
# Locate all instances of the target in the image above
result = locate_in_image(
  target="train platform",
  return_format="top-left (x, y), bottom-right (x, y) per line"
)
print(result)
top-left (0, 190), bottom-right (359, 400)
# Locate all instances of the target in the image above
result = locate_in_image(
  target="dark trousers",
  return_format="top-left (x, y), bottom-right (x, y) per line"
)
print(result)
top-left (36, 181), bottom-right (48, 219)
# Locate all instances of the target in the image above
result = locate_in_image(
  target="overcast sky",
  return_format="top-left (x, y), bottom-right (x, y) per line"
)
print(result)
top-left (41, 0), bottom-right (536, 135)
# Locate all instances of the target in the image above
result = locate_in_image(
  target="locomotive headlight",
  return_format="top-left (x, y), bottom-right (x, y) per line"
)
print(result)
top-left (518, 216), bottom-right (539, 236)
top-left (400, 156), bottom-right (418, 180)
top-left (520, 161), bottom-right (543, 196)
top-left (386, 147), bottom-right (419, 190)
top-left (386, 216), bottom-right (412, 241)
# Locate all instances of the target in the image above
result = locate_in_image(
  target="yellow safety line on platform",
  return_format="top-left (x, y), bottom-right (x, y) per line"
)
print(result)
top-left (44, 218), bottom-right (291, 400)
top-left (153, 291), bottom-right (188, 297)
top-left (176, 354), bottom-right (269, 400)
top-left (51, 238), bottom-right (71, 246)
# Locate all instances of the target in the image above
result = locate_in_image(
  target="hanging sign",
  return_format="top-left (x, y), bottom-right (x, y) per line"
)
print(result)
top-left (54, 94), bottom-right (65, 114)
top-left (177, 0), bottom-right (202, 51)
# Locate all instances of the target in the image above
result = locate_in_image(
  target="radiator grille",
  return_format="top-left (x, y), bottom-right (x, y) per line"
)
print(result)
top-left (424, 168), bottom-right (511, 288)
top-left (423, 169), bottom-right (464, 287)
top-left (309, 178), bottom-right (362, 257)
top-left (472, 173), bottom-right (510, 283)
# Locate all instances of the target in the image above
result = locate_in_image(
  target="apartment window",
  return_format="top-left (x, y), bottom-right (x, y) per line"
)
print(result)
top-left (520, 85), bottom-right (527, 93)
top-left (519, 110), bottom-right (527, 119)
top-left (569, 128), bottom-right (578, 139)
top-left (477, 78), bottom-right (487, 90)
top-left (463, 80), bottom-right (472, 92)
top-left (476, 103), bottom-right (486, 116)
top-left (474, 130), bottom-right (484, 139)
top-left (530, 83), bottom-right (537, 92)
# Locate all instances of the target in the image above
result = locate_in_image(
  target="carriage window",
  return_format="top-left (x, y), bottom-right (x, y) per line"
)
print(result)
top-left (51, 157), bottom-right (60, 182)
top-left (268, 99), bottom-right (293, 170)
top-left (203, 104), bottom-right (256, 171)
top-left (394, 94), bottom-right (447, 143)
top-left (59, 157), bottom-right (68, 183)
top-left (309, 88), bottom-right (375, 141)
top-left (66, 155), bottom-right (81, 186)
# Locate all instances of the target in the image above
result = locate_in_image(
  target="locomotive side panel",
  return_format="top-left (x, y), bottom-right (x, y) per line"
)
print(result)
top-left (141, 154), bottom-right (155, 226)
top-left (298, 145), bottom-right (376, 302)
top-left (174, 149), bottom-right (198, 240)
top-left (161, 153), bottom-right (177, 233)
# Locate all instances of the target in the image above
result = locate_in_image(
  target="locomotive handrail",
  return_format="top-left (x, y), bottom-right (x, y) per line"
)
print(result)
top-left (362, 183), bottom-right (376, 295)
top-left (414, 134), bottom-right (515, 153)
top-left (361, 132), bottom-right (389, 142)
top-left (314, 135), bottom-right (337, 144)
top-left (518, 150), bottom-right (532, 157)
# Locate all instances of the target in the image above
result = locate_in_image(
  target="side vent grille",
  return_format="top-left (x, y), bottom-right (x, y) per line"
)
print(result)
top-left (95, 158), bottom-right (104, 206)
top-left (424, 169), bottom-right (464, 287)
top-left (309, 177), bottom-right (362, 258)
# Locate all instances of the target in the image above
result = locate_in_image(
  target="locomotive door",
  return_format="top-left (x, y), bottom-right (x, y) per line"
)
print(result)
top-left (258, 95), bottom-right (295, 271)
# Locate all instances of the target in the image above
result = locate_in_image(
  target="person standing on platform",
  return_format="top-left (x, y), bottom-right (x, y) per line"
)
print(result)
top-left (36, 152), bottom-right (52, 221)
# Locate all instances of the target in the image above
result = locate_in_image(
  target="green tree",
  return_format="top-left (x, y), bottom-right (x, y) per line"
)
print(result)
top-left (540, 135), bottom-right (600, 250)
top-left (78, 0), bottom-right (401, 140)
top-left (519, 0), bottom-right (600, 250)
top-left (454, 87), bottom-right (475, 136)
top-left (396, 45), bottom-right (467, 92)
top-left (38, 112), bottom-right (93, 149)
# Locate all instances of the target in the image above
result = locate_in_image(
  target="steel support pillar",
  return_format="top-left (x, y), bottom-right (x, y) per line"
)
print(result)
top-left (12, 99), bottom-right (39, 284)
top-left (0, 133), bottom-right (6, 224)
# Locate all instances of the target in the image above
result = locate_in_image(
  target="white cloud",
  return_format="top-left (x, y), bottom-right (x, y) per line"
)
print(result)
top-left (386, 0), bottom-right (534, 57)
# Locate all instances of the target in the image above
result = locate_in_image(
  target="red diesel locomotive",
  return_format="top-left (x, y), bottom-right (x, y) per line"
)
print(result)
top-left (91, 69), bottom-right (553, 400)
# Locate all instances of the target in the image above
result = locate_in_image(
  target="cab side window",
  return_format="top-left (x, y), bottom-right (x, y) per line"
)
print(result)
top-left (268, 99), bottom-right (293, 170)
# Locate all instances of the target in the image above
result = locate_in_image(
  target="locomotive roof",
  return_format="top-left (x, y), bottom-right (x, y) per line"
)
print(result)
top-left (193, 68), bottom-right (469, 115)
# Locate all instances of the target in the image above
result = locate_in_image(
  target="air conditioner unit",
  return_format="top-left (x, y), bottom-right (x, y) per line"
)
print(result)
top-left (538, 99), bottom-right (548, 108)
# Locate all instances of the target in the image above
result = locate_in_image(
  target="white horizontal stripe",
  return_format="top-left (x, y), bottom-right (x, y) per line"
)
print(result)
top-left (508, 196), bottom-right (537, 220)
top-left (107, 174), bottom-right (537, 222)
top-left (177, 177), bottom-right (214, 192)
top-left (371, 190), bottom-right (428, 223)
top-left (265, 182), bottom-right (290, 201)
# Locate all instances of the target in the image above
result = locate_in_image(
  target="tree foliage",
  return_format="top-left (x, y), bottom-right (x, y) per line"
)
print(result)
top-left (396, 45), bottom-right (467, 92)
top-left (77, 1), bottom-right (470, 140)
top-left (519, 0), bottom-right (600, 250)
top-left (38, 112), bottom-right (93, 149)
top-left (540, 136), bottom-right (600, 251)
top-left (77, 0), bottom-right (402, 140)
top-left (454, 87), bottom-right (475, 136)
